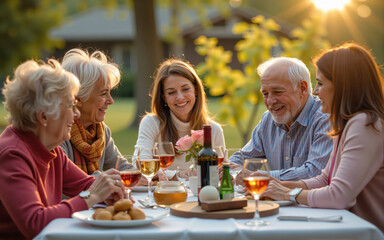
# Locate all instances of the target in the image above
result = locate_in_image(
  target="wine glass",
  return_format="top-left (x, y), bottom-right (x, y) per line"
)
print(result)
top-left (136, 146), bottom-right (161, 203)
top-left (243, 158), bottom-right (270, 226)
top-left (225, 148), bottom-right (244, 198)
top-left (154, 141), bottom-right (175, 181)
top-left (213, 146), bottom-right (225, 168)
top-left (118, 155), bottom-right (142, 197)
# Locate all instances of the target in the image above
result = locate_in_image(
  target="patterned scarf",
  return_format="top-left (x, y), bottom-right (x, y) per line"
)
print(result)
top-left (70, 118), bottom-right (105, 174)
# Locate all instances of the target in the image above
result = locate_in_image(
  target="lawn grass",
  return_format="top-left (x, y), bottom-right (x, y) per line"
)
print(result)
top-left (0, 98), bottom-right (267, 154)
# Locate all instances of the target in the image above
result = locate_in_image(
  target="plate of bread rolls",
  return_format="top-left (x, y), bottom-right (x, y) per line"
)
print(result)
top-left (72, 199), bottom-right (169, 227)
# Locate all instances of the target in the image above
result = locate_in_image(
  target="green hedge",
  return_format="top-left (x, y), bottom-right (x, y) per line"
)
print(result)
top-left (112, 71), bottom-right (136, 98)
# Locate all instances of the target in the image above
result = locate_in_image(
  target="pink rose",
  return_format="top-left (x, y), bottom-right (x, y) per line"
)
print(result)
top-left (176, 135), bottom-right (193, 151)
top-left (191, 130), bottom-right (204, 146)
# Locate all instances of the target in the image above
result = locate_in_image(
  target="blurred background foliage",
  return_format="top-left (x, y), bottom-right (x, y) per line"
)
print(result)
top-left (195, 13), bottom-right (330, 145)
top-left (0, 0), bottom-right (66, 75)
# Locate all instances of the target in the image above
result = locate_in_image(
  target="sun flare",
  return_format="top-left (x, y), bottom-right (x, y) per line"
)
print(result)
top-left (312, 0), bottom-right (350, 11)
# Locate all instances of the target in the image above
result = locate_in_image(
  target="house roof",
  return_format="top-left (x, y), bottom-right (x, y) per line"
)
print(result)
top-left (50, 5), bottom-right (295, 41)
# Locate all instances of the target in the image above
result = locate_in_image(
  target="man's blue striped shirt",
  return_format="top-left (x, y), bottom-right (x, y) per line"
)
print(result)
top-left (230, 95), bottom-right (333, 180)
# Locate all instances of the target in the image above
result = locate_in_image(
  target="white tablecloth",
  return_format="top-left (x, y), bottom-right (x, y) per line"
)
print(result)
top-left (34, 191), bottom-right (384, 240)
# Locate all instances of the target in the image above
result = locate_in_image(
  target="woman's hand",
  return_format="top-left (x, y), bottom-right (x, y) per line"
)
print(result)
top-left (86, 169), bottom-right (127, 208)
top-left (262, 180), bottom-right (291, 201)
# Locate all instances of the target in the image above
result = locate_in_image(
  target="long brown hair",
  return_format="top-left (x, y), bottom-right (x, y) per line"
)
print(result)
top-left (315, 43), bottom-right (384, 136)
top-left (148, 58), bottom-right (210, 146)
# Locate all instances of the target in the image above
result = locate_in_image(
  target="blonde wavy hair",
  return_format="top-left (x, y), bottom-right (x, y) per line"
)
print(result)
top-left (61, 48), bottom-right (121, 101)
top-left (2, 59), bottom-right (80, 131)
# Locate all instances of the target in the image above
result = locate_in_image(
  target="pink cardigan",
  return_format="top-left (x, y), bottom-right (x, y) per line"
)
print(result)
top-left (303, 113), bottom-right (384, 232)
top-left (0, 126), bottom-right (95, 239)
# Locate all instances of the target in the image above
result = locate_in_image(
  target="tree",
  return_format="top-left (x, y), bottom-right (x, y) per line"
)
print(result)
top-left (0, 0), bottom-right (65, 75)
top-left (195, 14), bottom-right (330, 145)
top-left (131, 0), bottom-right (162, 126)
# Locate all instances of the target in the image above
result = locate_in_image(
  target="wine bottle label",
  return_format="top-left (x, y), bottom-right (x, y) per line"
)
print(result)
top-left (221, 192), bottom-right (234, 200)
top-left (209, 165), bottom-right (219, 187)
top-left (196, 164), bottom-right (219, 193)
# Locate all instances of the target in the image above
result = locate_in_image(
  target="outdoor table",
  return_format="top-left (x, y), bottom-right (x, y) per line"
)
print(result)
top-left (34, 190), bottom-right (384, 240)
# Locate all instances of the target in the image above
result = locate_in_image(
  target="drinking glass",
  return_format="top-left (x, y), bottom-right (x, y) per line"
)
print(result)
top-left (243, 158), bottom-right (270, 226)
top-left (225, 148), bottom-right (244, 198)
top-left (154, 142), bottom-right (175, 181)
top-left (213, 146), bottom-right (225, 168)
top-left (136, 146), bottom-right (161, 203)
top-left (118, 155), bottom-right (142, 197)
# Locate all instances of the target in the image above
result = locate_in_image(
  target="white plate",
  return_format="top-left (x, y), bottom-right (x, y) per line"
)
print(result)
top-left (72, 208), bottom-right (168, 227)
top-left (273, 201), bottom-right (293, 206)
top-left (132, 186), bottom-right (156, 192)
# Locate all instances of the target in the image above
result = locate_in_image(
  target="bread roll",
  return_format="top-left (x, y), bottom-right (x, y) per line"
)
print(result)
top-left (92, 208), bottom-right (105, 219)
top-left (94, 209), bottom-right (113, 220)
top-left (114, 199), bottom-right (133, 211)
top-left (129, 207), bottom-right (146, 220)
top-left (105, 205), bottom-right (115, 215)
top-left (112, 211), bottom-right (132, 221)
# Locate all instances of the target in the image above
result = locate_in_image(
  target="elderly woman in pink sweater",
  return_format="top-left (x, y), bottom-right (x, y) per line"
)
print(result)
top-left (0, 59), bottom-right (126, 239)
top-left (262, 43), bottom-right (384, 232)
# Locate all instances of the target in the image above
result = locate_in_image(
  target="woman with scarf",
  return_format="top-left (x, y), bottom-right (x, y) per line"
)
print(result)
top-left (60, 48), bottom-right (133, 177)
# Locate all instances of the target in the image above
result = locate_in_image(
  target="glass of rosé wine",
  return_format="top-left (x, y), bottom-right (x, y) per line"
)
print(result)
top-left (117, 155), bottom-right (142, 197)
top-left (213, 146), bottom-right (225, 168)
top-left (243, 158), bottom-right (270, 226)
top-left (154, 141), bottom-right (175, 181)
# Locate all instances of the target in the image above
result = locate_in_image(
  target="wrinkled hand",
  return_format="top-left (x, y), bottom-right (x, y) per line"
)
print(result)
top-left (151, 170), bottom-right (166, 183)
top-left (136, 175), bottom-right (149, 186)
top-left (176, 169), bottom-right (190, 180)
top-left (263, 180), bottom-right (291, 201)
top-left (87, 169), bottom-right (127, 206)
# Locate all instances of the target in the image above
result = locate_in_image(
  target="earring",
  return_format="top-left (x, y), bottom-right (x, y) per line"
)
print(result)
top-left (164, 102), bottom-right (168, 107)
top-left (44, 123), bottom-right (47, 127)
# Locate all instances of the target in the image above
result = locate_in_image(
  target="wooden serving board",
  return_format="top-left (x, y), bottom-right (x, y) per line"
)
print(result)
top-left (170, 200), bottom-right (279, 219)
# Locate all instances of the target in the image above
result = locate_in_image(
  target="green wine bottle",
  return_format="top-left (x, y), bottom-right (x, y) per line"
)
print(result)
top-left (220, 162), bottom-right (234, 200)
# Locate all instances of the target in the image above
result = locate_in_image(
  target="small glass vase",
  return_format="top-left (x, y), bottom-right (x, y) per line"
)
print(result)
top-left (188, 157), bottom-right (198, 196)
top-left (188, 157), bottom-right (198, 178)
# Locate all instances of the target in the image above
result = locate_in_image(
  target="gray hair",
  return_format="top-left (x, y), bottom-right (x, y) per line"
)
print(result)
top-left (2, 59), bottom-right (80, 131)
top-left (257, 57), bottom-right (312, 93)
top-left (61, 48), bottom-right (121, 101)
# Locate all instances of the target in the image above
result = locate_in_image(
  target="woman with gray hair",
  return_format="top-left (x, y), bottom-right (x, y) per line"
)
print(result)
top-left (0, 59), bottom-right (126, 239)
top-left (60, 48), bottom-right (133, 177)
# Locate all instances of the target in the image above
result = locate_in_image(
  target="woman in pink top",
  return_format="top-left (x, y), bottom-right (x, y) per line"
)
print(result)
top-left (0, 59), bottom-right (127, 239)
top-left (263, 43), bottom-right (384, 232)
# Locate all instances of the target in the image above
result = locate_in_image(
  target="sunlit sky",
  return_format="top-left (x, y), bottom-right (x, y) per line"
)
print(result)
top-left (312, 0), bottom-right (351, 11)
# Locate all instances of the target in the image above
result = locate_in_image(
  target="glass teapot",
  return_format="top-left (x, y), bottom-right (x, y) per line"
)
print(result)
top-left (153, 181), bottom-right (187, 207)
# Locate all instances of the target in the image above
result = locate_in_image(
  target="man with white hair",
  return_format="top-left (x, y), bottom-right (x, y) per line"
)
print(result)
top-left (230, 57), bottom-right (332, 181)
